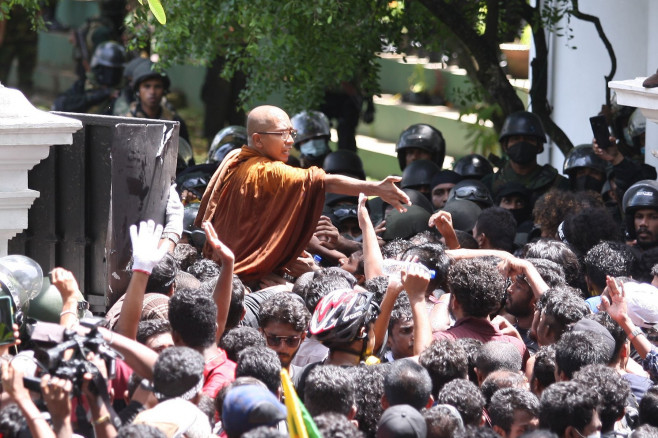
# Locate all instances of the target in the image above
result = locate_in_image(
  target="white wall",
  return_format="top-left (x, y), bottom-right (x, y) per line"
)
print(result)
top-left (539, 0), bottom-right (653, 171)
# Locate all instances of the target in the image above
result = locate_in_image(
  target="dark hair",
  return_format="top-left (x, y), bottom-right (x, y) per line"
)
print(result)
top-left (589, 312), bottom-right (626, 362)
top-left (539, 381), bottom-right (599, 437)
top-left (419, 339), bottom-right (468, 398)
top-left (631, 425), bottom-right (658, 438)
top-left (523, 239), bottom-right (581, 289)
top-left (539, 287), bottom-right (589, 330)
top-left (531, 345), bottom-right (556, 394)
top-left (448, 258), bottom-right (506, 317)
top-left (152, 346), bottom-right (204, 401)
top-left (480, 370), bottom-right (527, 407)
top-left (475, 341), bottom-right (522, 378)
top-left (145, 253), bottom-right (178, 294)
top-left (197, 394), bottom-right (216, 428)
top-left (187, 258), bottom-right (221, 281)
top-left (455, 338), bottom-right (483, 384)
top-left (241, 426), bottom-right (289, 438)
top-left (347, 364), bottom-right (387, 438)
top-left (173, 242), bottom-right (199, 271)
top-left (136, 319), bottom-right (171, 346)
top-left (519, 431), bottom-right (559, 438)
top-left (533, 190), bottom-right (579, 239)
top-left (117, 424), bottom-right (167, 438)
top-left (236, 346), bottom-right (281, 394)
top-left (455, 230), bottom-right (479, 249)
top-left (584, 241), bottom-right (638, 292)
top-left (573, 364), bottom-right (630, 432)
top-left (220, 326), bottom-right (266, 362)
top-left (259, 292), bottom-right (310, 332)
top-left (0, 404), bottom-right (27, 438)
top-left (475, 207), bottom-right (517, 253)
top-left (299, 270), bottom-right (353, 313)
top-left (314, 412), bottom-right (365, 438)
top-left (388, 293), bottom-right (412, 333)
top-left (199, 274), bottom-right (245, 331)
top-left (555, 331), bottom-right (611, 379)
top-left (401, 243), bottom-right (451, 291)
top-left (455, 426), bottom-right (501, 438)
top-left (214, 376), bottom-right (268, 418)
top-left (411, 230), bottom-right (442, 245)
top-left (384, 359), bottom-right (432, 410)
top-left (562, 208), bottom-right (621, 257)
top-left (304, 365), bottom-right (355, 417)
top-left (168, 288), bottom-right (217, 348)
top-left (525, 258), bottom-right (566, 289)
top-left (488, 387), bottom-right (540, 434)
top-left (423, 404), bottom-right (464, 438)
top-left (436, 379), bottom-right (485, 427)
top-left (381, 238), bottom-right (414, 259)
top-left (639, 386), bottom-right (658, 428)
top-left (175, 270), bottom-right (201, 291)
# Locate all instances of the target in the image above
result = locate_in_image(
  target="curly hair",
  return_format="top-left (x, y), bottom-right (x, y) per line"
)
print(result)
top-left (488, 387), bottom-right (540, 434)
top-left (573, 364), bottom-right (630, 432)
top-left (402, 242), bottom-right (451, 291)
top-left (523, 239), bottom-right (582, 289)
top-left (168, 288), bottom-right (217, 348)
top-left (0, 404), bottom-right (27, 438)
top-left (639, 386), bottom-right (658, 428)
top-left (388, 292), bottom-right (412, 333)
top-left (259, 292), bottom-right (310, 332)
top-left (525, 258), bottom-right (565, 289)
top-left (136, 319), bottom-right (171, 346)
top-left (173, 243), bottom-right (199, 271)
top-left (448, 258), bottom-right (506, 317)
top-left (298, 270), bottom-right (354, 314)
top-left (117, 424), bottom-right (167, 438)
top-left (187, 258), bottom-right (221, 282)
top-left (419, 339), bottom-right (468, 398)
top-left (314, 412), bottom-right (364, 438)
top-left (236, 346), bottom-right (281, 394)
top-left (346, 364), bottom-right (387, 438)
top-left (531, 345), bottom-right (556, 393)
top-left (475, 341), bottom-right (522, 377)
top-left (480, 370), bottom-right (527, 406)
top-left (436, 378), bottom-right (485, 427)
top-left (199, 274), bottom-right (245, 331)
top-left (562, 208), bottom-right (621, 257)
top-left (383, 359), bottom-right (432, 410)
top-left (145, 253), bottom-right (178, 294)
top-left (219, 326), bottom-right (266, 362)
top-left (381, 238), bottom-right (414, 259)
top-left (152, 346), bottom-right (204, 401)
top-left (539, 381), bottom-right (599, 436)
top-left (304, 365), bottom-right (355, 417)
top-left (475, 206), bottom-right (517, 253)
top-left (583, 241), bottom-right (638, 291)
top-left (555, 331), bottom-right (611, 380)
top-left (455, 338), bottom-right (483, 384)
top-left (533, 190), bottom-right (579, 239)
top-left (538, 287), bottom-right (589, 328)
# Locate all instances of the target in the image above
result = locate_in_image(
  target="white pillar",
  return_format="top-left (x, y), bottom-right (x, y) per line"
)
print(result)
top-left (0, 85), bottom-right (82, 256)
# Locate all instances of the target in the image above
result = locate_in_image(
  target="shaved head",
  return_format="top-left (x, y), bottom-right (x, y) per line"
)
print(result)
top-left (247, 105), bottom-right (291, 147)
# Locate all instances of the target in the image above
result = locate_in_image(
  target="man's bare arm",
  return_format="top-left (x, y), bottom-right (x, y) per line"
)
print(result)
top-left (324, 174), bottom-right (410, 213)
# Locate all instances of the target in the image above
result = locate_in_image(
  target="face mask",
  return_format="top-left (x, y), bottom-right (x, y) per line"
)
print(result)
top-left (510, 207), bottom-right (531, 225)
top-left (300, 139), bottom-right (329, 158)
top-left (572, 175), bottom-right (604, 193)
top-left (506, 142), bottom-right (538, 165)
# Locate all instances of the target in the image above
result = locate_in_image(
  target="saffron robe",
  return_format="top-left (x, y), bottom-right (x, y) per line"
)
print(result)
top-left (196, 146), bottom-right (326, 283)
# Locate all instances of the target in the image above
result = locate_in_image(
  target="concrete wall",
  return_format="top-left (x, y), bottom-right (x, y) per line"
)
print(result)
top-left (545, 0), bottom-right (653, 171)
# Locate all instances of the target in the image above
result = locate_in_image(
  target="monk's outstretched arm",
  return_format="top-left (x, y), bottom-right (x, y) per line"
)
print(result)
top-left (323, 174), bottom-right (410, 212)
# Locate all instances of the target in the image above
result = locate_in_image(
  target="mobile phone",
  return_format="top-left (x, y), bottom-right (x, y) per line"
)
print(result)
top-left (0, 295), bottom-right (15, 346)
top-left (589, 115), bottom-right (612, 150)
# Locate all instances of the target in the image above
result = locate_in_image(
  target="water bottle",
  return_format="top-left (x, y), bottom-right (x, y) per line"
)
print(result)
top-left (382, 259), bottom-right (435, 281)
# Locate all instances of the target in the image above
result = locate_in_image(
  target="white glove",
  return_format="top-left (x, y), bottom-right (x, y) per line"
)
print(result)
top-left (163, 184), bottom-right (184, 240)
top-left (130, 220), bottom-right (168, 274)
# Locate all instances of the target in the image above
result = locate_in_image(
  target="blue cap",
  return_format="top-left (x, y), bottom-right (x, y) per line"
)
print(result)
top-left (222, 385), bottom-right (287, 437)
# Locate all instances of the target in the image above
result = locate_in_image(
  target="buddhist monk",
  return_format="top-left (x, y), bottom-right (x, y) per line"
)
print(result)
top-left (196, 105), bottom-right (410, 283)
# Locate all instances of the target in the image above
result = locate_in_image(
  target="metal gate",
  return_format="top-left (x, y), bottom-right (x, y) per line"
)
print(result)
top-left (8, 112), bottom-right (179, 313)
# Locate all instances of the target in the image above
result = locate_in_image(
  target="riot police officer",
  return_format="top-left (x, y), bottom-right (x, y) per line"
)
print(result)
top-left (483, 111), bottom-right (568, 207)
top-left (623, 180), bottom-right (658, 250)
top-left (563, 144), bottom-right (608, 193)
top-left (323, 150), bottom-right (366, 180)
top-left (395, 124), bottom-right (446, 172)
top-left (207, 125), bottom-right (248, 165)
top-left (453, 153), bottom-right (494, 180)
top-left (52, 41), bottom-right (126, 114)
top-left (400, 159), bottom-right (441, 201)
top-left (291, 110), bottom-right (332, 168)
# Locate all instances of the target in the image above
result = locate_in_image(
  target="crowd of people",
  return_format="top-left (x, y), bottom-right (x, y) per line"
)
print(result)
top-left (5, 33), bottom-right (658, 436)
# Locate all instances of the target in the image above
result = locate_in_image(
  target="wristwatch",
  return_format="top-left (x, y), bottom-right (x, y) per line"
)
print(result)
top-left (161, 232), bottom-right (180, 245)
top-left (630, 326), bottom-right (645, 340)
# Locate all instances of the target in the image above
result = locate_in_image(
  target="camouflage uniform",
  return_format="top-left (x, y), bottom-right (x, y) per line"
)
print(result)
top-left (52, 72), bottom-right (118, 115)
top-left (0, 6), bottom-right (38, 95)
top-left (121, 99), bottom-right (190, 143)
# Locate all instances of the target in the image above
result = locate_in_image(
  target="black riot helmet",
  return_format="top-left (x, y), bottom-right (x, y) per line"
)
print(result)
top-left (323, 150), bottom-right (366, 180)
top-left (131, 60), bottom-right (171, 93)
top-left (207, 126), bottom-right (248, 164)
top-left (448, 179), bottom-right (494, 208)
top-left (563, 144), bottom-right (608, 192)
top-left (291, 110), bottom-right (331, 161)
top-left (499, 111), bottom-right (546, 153)
top-left (90, 41), bottom-right (125, 86)
top-left (622, 180), bottom-right (658, 239)
top-left (401, 159), bottom-right (441, 191)
top-left (396, 124), bottom-right (446, 171)
top-left (453, 154), bottom-right (494, 180)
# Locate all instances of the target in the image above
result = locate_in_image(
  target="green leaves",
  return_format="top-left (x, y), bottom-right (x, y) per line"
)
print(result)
top-left (147, 0), bottom-right (166, 24)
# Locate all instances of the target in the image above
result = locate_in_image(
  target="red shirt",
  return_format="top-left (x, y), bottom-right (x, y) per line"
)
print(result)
top-left (202, 349), bottom-right (236, 398)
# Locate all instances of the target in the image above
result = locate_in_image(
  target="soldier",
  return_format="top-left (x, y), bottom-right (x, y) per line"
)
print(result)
top-left (291, 110), bottom-right (332, 168)
top-left (119, 60), bottom-right (190, 143)
top-left (0, 6), bottom-right (38, 96)
top-left (396, 124), bottom-right (446, 172)
top-left (483, 111), bottom-right (568, 207)
top-left (563, 144), bottom-right (608, 193)
top-left (623, 180), bottom-right (658, 251)
top-left (52, 41), bottom-right (125, 114)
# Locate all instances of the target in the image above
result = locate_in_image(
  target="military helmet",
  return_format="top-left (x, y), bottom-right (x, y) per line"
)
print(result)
top-left (624, 109), bottom-right (646, 148)
top-left (499, 111), bottom-right (546, 151)
top-left (395, 124), bottom-right (446, 171)
top-left (401, 159), bottom-right (441, 189)
top-left (90, 41), bottom-right (126, 69)
top-left (453, 154), bottom-right (494, 179)
top-left (563, 144), bottom-right (607, 176)
top-left (24, 277), bottom-right (87, 323)
top-left (323, 150), bottom-right (366, 180)
top-left (207, 126), bottom-right (248, 164)
top-left (448, 179), bottom-right (494, 208)
top-left (291, 110), bottom-right (331, 145)
top-left (622, 180), bottom-right (658, 239)
top-left (131, 60), bottom-right (171, 93)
